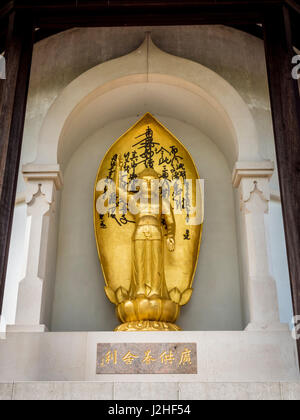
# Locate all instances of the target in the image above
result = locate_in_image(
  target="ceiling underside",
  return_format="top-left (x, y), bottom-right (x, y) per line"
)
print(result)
top-left (0, 0), bottom-right (299, 50)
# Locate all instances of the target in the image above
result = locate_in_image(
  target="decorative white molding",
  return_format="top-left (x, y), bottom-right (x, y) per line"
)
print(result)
top-left (232, 160), bottom-right (274, 188)
top-left (239, 179), bottom-right (270, 213)
top-left (22, 164), bottom-right (63, 190)
top-left (233, 161), bottom-right (274, 212)
top-left (22, 164), bottom-right (63, 205)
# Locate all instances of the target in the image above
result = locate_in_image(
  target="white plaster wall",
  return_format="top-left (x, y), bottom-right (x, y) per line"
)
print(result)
top-left (52, 116), bottom-right (242, 331)
top-left (268, 200), bottom-right (294, 327)
top-left (2, 25), bottom-right (293, 331)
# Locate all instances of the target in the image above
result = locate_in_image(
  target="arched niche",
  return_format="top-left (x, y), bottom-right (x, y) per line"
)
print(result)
top-left (52, 115), bottom-right (242, 331)
top-left (15, 36), bottom-right (279, 332)
top-left (34, 36), bottom-right (262, 171)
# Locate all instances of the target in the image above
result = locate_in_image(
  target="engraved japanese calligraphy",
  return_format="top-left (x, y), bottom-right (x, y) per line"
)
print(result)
top-left (94, 113), bottom-right (204, 331)
top-left (96, 343), bottom-right (197, 374)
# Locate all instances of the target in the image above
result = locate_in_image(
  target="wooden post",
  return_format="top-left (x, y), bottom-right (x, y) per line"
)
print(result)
top-left (0, 12), bottom-right (34, 314)
top-left (263, 5), bottom-right (300, 365)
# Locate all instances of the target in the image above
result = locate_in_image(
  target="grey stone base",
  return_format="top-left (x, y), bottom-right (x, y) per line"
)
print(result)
top-left (0, 382), bottom-right (299, 400)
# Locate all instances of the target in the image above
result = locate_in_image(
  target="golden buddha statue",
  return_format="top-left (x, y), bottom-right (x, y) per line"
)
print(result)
top-left (115, 158), bottom-right (175, 300)
top-left (94, 113), bottom-right (203, 331)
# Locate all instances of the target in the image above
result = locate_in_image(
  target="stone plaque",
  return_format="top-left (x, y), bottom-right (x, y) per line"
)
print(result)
top-left (96, 343), bottom-right (197, 374)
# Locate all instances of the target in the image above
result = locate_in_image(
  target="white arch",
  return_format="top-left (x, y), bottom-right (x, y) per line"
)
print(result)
top-left (34, 35), bottom-right (261, 171)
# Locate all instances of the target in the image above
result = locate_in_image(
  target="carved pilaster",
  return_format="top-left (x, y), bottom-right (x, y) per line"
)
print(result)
top-left (8, 165), bottom-right (63, 332)
top-left (233, 161), bottom-right (287, 331)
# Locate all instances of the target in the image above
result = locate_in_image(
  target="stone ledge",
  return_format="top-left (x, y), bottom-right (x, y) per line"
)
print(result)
top-left (0, 382), bottom-right (299, 400)
top-left (6, 325), bottom-right (48, 333)
top-left (0, 331), bottom-right (299, 383)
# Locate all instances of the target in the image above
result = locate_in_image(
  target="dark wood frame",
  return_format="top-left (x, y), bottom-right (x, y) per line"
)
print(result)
top-left (0, 10), bottom-right (34, 317)
top-left (0, 0), bottom-right (299, 367)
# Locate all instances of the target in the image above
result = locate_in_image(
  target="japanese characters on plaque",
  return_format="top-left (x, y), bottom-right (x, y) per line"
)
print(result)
top-left (96, 343), bottom-right (197, 374)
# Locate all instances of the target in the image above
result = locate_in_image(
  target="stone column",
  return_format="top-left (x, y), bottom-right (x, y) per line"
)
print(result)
top-left (232, 161), bottom-right (286, 331)
top-left (7, 165), bottom-right (63, 332)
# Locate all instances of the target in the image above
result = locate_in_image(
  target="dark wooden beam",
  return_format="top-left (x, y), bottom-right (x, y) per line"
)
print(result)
top-left (0, 1), bottom-right (14, 21)
top-left (35, 12), bottom-right (263, 29)
top-left (0, 16), bottom-right (7, 45)
top-left (14, 0), bottom-right (283, 28)
top-left (14, 0), bottom-right (283, 9)
top-left (9, 0), bottom-right (298, 51)
top-left (263, 5), bottom-right (300, 365)
top-left (290, 6), bottom-right (300, 50)
top-left (286, 0), bottom-right (300, 15)
top-left (230, 24), bottom-right (264, 40)
top-left (0, 11), bottom-right (34, 314)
